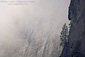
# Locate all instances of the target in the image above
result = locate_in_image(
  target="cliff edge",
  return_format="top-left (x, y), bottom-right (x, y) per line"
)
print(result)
top-left (60, 0), bottom-right (85, 57)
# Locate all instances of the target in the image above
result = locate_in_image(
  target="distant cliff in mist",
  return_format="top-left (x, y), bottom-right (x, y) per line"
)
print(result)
top-left (60, 0), bottom-right (85, 57)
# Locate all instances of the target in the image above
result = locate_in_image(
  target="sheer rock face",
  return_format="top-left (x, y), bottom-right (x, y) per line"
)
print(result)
top-left (60, 0), bottom-right (85, 57)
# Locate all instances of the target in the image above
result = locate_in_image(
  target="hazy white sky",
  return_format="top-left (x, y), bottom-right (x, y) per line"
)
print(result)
top-left (0, 0), bottom-right (70, 47)
top-left (0, 0), bottom-right (70, 32)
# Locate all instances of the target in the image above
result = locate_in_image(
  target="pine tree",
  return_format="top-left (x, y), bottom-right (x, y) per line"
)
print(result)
top-left (60, 23), bottom-right (68, 46)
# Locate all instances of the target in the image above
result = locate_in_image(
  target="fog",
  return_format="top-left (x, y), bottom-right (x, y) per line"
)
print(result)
top-left (0, 0), bottom-right (70, 57)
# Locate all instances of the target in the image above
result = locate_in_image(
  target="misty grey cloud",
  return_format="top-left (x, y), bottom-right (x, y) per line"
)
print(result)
top-left (0, 0), bottom-right (70, 57)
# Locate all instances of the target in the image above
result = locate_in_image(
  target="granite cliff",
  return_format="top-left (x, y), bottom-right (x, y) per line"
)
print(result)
top-left (60, 0), bottom-right (85, 57)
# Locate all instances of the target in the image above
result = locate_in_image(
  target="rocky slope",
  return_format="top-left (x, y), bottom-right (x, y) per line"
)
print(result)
top-left (60, 0), bottom-right (85, 57)
top-left (0, 18), bottom-right (61, 57)
top-left (0, 19), bottom-right (61, 57)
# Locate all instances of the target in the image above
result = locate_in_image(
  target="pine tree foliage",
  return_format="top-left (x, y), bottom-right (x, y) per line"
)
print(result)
top-left (60, 23), bottom-right (69, 46)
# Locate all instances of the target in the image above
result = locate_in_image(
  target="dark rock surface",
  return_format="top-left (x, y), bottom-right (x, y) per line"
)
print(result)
top-left (60, 0), bottom-right (85, 57)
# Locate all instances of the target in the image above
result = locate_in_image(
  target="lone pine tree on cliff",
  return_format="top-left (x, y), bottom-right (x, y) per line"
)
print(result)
top-left (60, 23), bottom-right (69, 46)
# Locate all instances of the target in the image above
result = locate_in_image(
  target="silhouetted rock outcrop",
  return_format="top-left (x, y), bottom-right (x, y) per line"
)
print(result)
top-left (60, 0), bottom-right (85, 57)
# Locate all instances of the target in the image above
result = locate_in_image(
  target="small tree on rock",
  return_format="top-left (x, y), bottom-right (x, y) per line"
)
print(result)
top-left (60, 23), bottom-right (69, 46)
